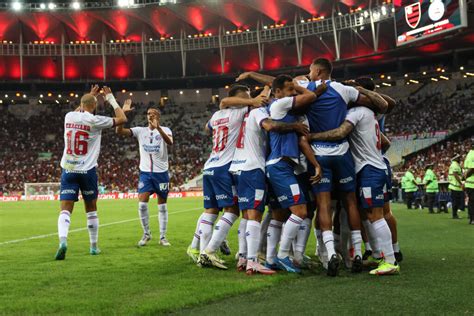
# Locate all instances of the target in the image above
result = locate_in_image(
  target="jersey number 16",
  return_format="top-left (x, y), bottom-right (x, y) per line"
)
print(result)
top-left (66, 130), bottom-right (89, 155)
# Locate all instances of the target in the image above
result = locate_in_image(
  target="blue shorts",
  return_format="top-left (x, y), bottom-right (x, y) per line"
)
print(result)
top-left (234, 169), bottom-right (266, 212)
top-left (60, 168), bottom-right (98, 202)
top-left (311, 150), bottom-right (356, 193)
top-left (266, 160), bottom-right (306, 209)
top-left (357, 165), bottom-right (386, 209)
top-left (203, 163), bottom-right (236, 209)
top-left (296, 172), bottom-right (316, 213)
top-left (383, 157), bottom-right (392, 203)
top-left (138, 171), bottom-right (170, 199)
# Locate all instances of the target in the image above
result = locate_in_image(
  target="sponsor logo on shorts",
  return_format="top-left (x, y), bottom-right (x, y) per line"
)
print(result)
top-left (159, 183), bottom-right (169, 191)
top-left (61, 189), bottom-right (76, 194)
top-left (204, 195), bottom-right (211, 201)
top-left (277, 195), bottom-right (288, 202)
top-left (203, 170), bottom-right (214, 176)
top-left (340, 176), bottom-right (353, 184)
top-left (82, 190), bottom-right (94, 195)
top-left (238, 197), bottom-right (250, 203)
top-left (320, 177), bottom-right (330, 184)
top-left (216, 194), bottom-right (229, 200)
top-left (376, 194), bottom-right (384, 200)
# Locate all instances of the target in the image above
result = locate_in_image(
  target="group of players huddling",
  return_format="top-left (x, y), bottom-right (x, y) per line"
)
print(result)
top-left (54, 57), bottom-right (402, 276)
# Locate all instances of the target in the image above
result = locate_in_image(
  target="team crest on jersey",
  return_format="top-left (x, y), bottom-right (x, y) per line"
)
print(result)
top-left (155, 135), bottom-right (162, 141)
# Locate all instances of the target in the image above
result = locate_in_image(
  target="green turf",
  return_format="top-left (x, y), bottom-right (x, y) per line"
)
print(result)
top-left (0, 199), bottom-right (473, 315)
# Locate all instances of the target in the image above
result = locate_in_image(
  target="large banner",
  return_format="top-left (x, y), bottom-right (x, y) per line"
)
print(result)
top-left (395, 0), bottom-right (467, 46)
top-left (0, 191), bottom-right (203, 203)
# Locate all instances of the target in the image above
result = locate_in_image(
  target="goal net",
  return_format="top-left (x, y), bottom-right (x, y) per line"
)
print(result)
top-left (24, 182), bottom-right (60, 200)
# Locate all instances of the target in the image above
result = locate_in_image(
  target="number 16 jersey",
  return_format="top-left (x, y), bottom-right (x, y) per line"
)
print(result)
top-left (203, 107), bottom-right (248, 170)
top-left (60, 111), bottom-right (114, 171)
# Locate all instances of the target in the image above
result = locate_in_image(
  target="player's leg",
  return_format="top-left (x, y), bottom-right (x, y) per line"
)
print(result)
top-left (257, 208), bottom-right (272, 260)
top-left (55, 170), bottom-right (80, 260)
top-left (153, 171), bottom-right (170, 246)
top-left (266, 208), bottom-right (287, 269)
top-left (314, 211), bottom-right (328, 269)
top-left (137, 172), bottom-right (153, 246)
top-left (237, 210), bottom-right (248, 271)
top-left (80, 168), bottom-right (100, 255)
top-left (293, 173), bottom-right (314, 268)
top-left (245, 209), bottom-right (276, 275)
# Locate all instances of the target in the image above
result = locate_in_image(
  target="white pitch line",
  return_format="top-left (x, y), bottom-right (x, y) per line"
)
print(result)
top-left (0, 207), bottom-right (202, 246)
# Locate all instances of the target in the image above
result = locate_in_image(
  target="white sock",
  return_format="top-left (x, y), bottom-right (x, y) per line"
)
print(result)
top-left (294, 218), bottom-right (311, 262)
top-left (258, 211), bottom-right (272, 254)
top-left (138, 202), bottom-right (150, 234)
top-left (191, 213), bottom-right (203, 250)
top-left (238, 219), bottom-right (248, 258)
top-left (277, 214), bottom-right (303, 259)
top-left (365, 241), bottom-right (372, 252)
top-left (206, 212), bottom-right (238, 253)
top-left (158, 203), bottom-right (168, 239)
top-left (373, 218), bottom-right (395, 264)
top-left (393, 242), bottom-right (400, 253)
top-left (351, 230), bottom-right (363, 258)
top-left (246, 220), bottom-right (261, 261)
top-left (363, 220), bottom-right (381, 258)
top-left (198, 213), bottom-right (218, 253)
top-left (266, 220), bottom-right (282, 265)
top-left (322, 230), bottom-right (336, 258)
top-left (87, 211), bottom-right (99, 248)
top-left (58, 210), bottom-right (71, 244)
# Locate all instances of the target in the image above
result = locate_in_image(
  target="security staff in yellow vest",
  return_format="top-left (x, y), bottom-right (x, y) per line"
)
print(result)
top-left (463, 142), bottom-right (474, 225)
top-left (423, 163), bottom-right (439, 214)
top-left (404, 168), bottom-right (418, 210)
top-left (448, 154), bottom-right (464, 219)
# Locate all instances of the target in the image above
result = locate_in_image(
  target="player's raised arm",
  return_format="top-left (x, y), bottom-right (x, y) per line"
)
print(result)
top-left (236, 71), bottom-right (275, 86)
top-left (355, 86), bottom-right (388, 114)
top-left (309, 121), bottom-right (354, 142)
top-left (116, 99), bottom-right (134, 137)
top-left (103, 86), bottom-right (127, 126)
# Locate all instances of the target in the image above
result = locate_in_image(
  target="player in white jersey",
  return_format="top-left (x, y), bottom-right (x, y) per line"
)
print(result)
top-left (187, 85), bottom-right (268, 268)
top-left (309, 105), bottom-right (400, 275)
top-left (116, 104), bottom-right (173, 247)
top-left (55, 86), bottom-right (128, 260)
top-left (229, 88), bottom-right (310, 274)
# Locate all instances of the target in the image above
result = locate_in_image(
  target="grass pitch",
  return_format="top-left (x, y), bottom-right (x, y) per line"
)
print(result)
top-left (1, 198), bottom-right (473, 315)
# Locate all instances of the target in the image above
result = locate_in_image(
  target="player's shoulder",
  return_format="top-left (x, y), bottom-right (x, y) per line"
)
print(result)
top-left (160, 126), bottom-right (172, 134)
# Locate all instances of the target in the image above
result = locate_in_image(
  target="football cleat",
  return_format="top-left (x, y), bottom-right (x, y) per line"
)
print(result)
top-left (275, 256), bottom-right (301, 274)
top-left (363, 255), bottom-right (383, 267)
top-left (246, 260), bottom-right (276, 275)
top-left (327, 254), bottom-right (340, 277)
top-left (220, 239), bottom-right (231, 256)
top-left (90, 247), bottom-right (101, 255)
top-left (137, 233), bottom-right (152, 247)
top-left (54, 242), bottom-right (67, 260)
top-left (362, 249), bottom-right (372, 261)
top-left (159, 237), bottom-right (171, 246)
top-left (351, 255), bottom-right (363, 273)
top-left (187, 246), bottom-right (200, 263)
top-left (395, 251), bottom-right (404, 263)
top-left (264, 262), bottom-right (281, 271)
top-left (237, 256), bottom-right (247, 272)
top-left (369, 261), bottom-right (400, 275)
top-left (200, 251), bottom-right (228, 270)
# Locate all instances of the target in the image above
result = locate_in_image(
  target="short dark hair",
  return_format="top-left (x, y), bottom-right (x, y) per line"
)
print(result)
top-left (272, 74), bottom-right (293, 92)
top-left (312, 58), bottom-right (333, 74)
top-left (147, 105), bottom-right (160, 113)
top-left (228, 84), bottom-right (249, 97)
top-left (355, 77), bottom-right (376, 91)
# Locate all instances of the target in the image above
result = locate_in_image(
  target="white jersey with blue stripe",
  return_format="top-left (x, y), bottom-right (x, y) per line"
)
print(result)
top-left (266, 96), bottom-right (300, 166)
top-left (299, 79), bottom-right (359, 156)
top-left (204, 107), bottom-right (249, 170)
top-left (130, 126), bottom-right (172, 173)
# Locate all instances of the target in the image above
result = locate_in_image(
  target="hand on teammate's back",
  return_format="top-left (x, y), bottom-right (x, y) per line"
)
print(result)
top-left (251, 94), bottom-right (268, 108)
top-left (315, 81), bottom-right (327, 97)
top-left (122, 99), bottom-right (134, 113)
top-left (294, 122), bottom-right (309, 137)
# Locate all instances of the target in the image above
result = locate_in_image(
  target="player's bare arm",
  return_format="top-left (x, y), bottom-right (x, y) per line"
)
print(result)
top-left (102, 86), bottom-right (128, 126)
top-left (236, 71), bottom-right (275, 86)
top-left (299, 135), bottom-right (322, 184)
top-left (355, 86), bottom-right (388, 114)
top-left (151, 116), bottom-right (173, 146)
top-left (116, 99), bottom-right (134, 137)
top-left (292, 81), bottom-right (326, 111)
top-left (220, 94), bottom-right (268, 109)
top-left (381, 132), bottom-right (391, 152)
top-left (309, 120), bottom-right (354, 142)
top-left (260, 119), bottom-right (309, 136)
top-left (380, 93), bottom-right (396, 114)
